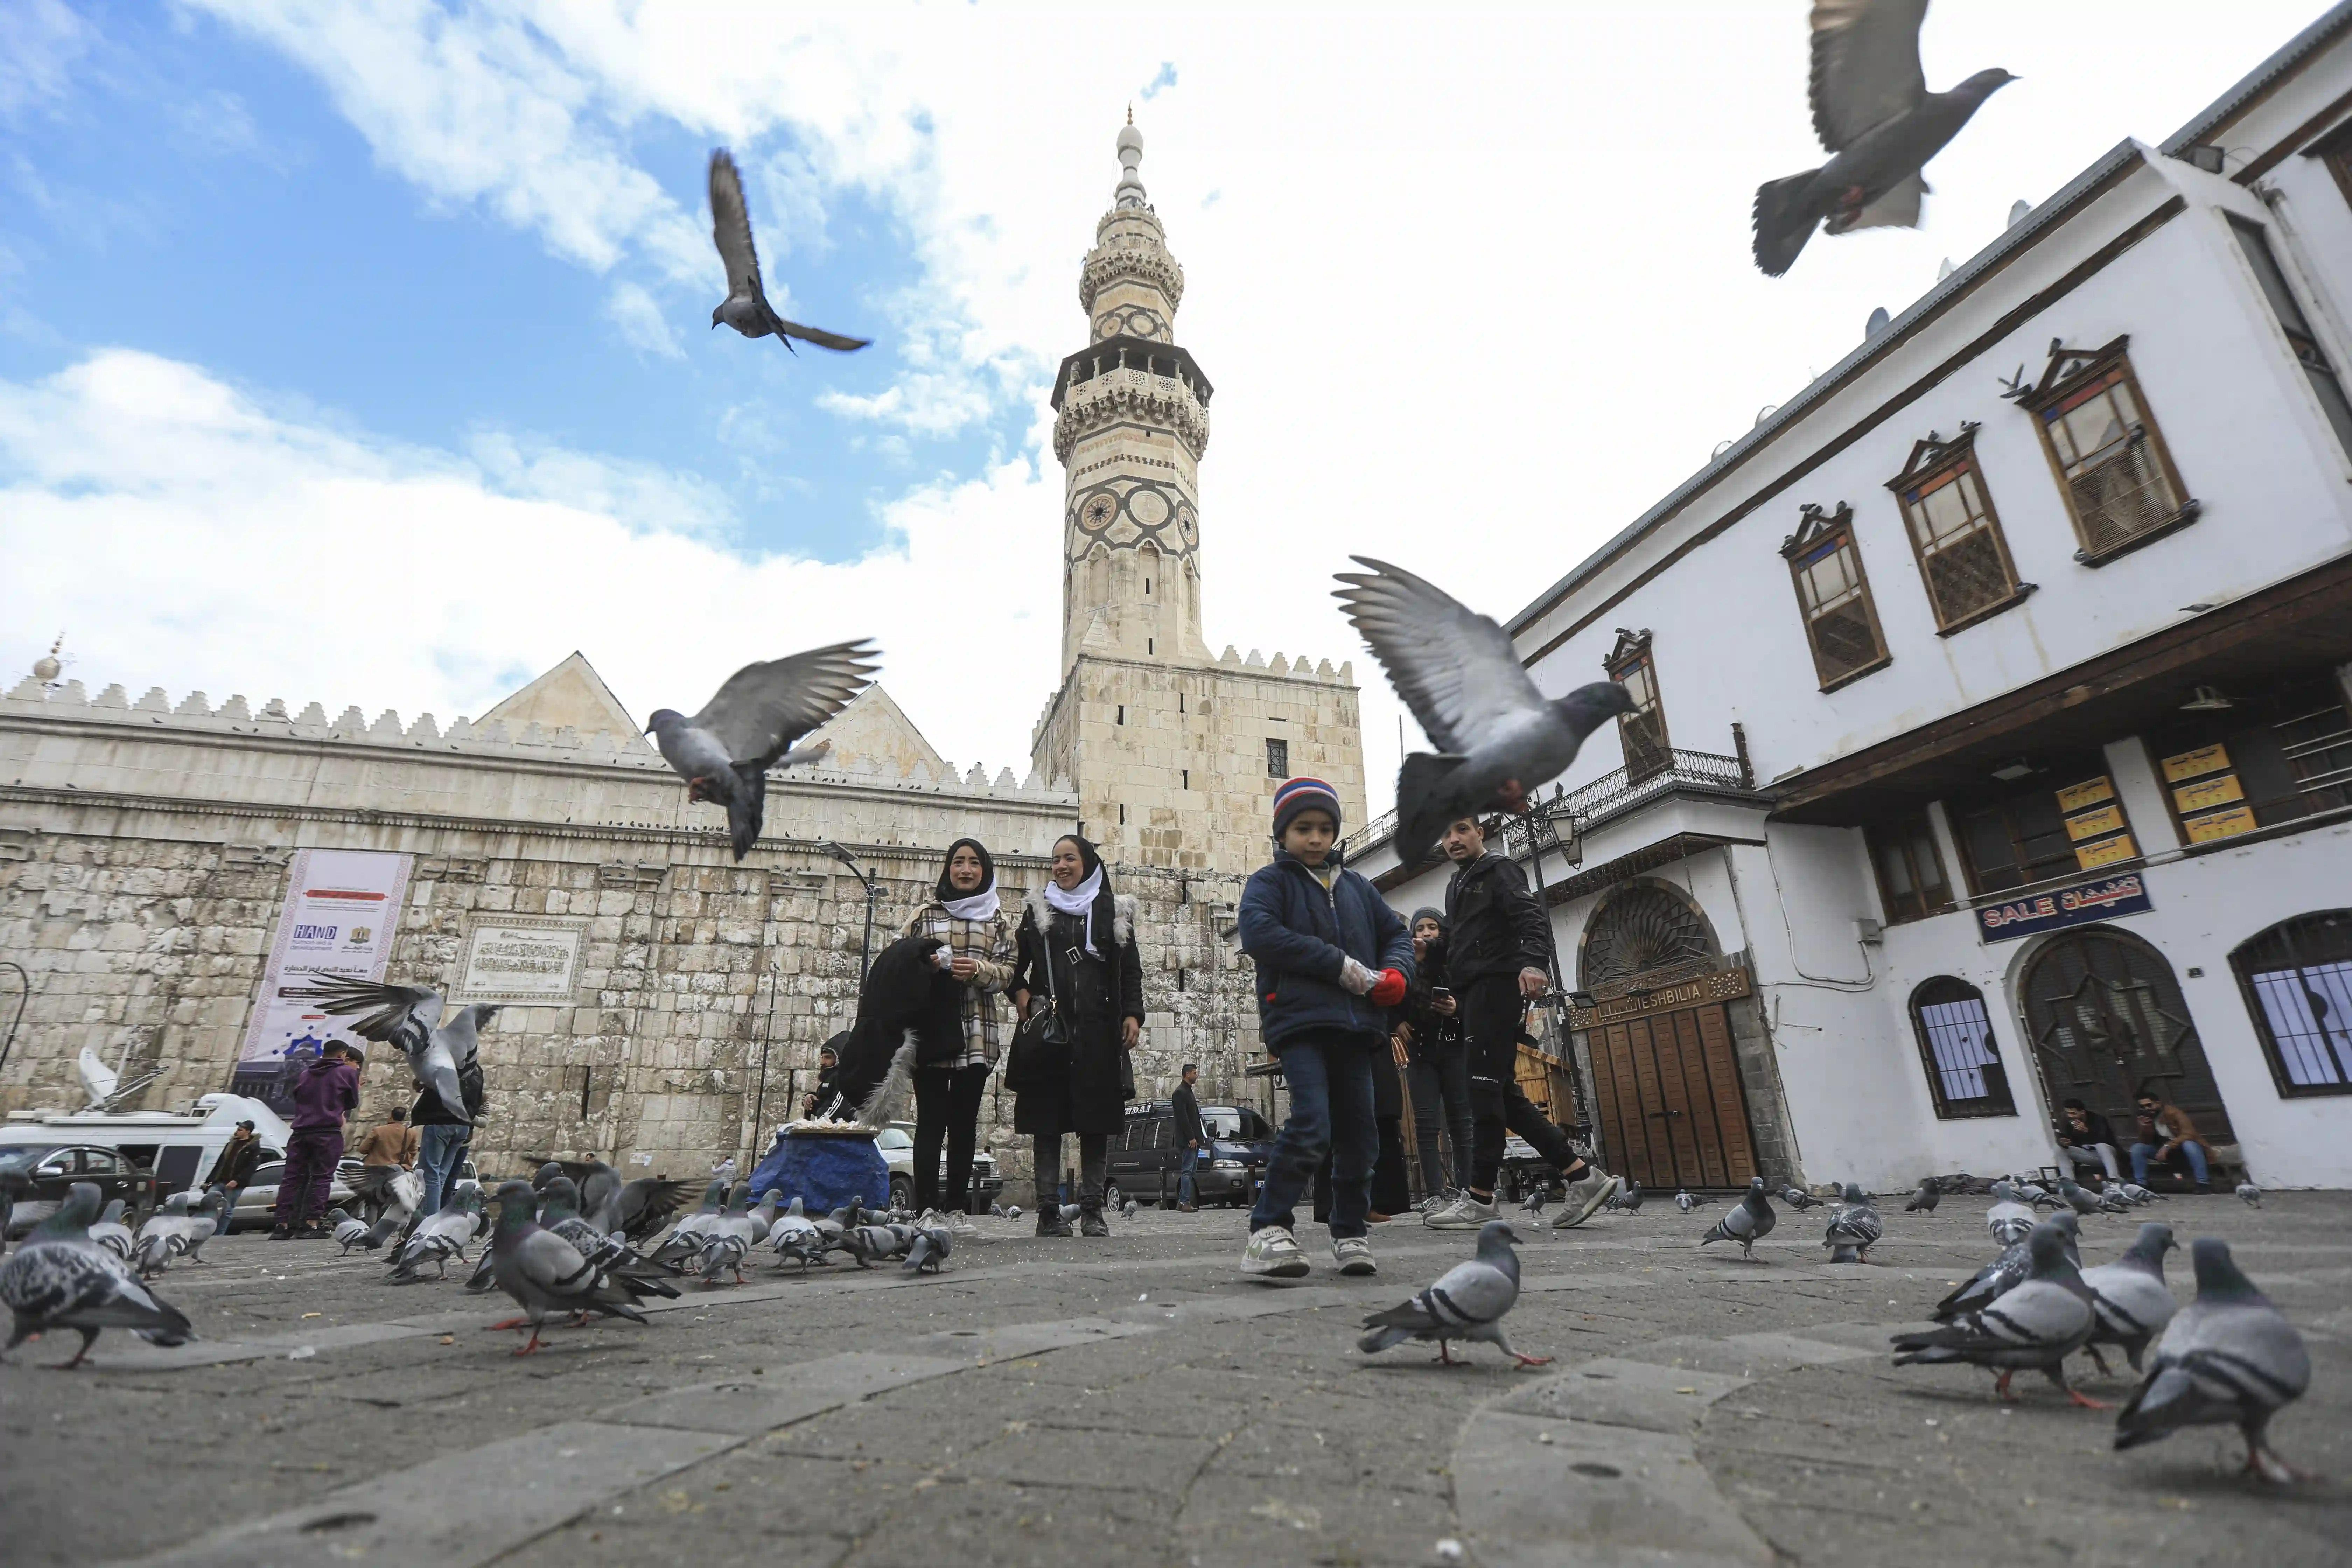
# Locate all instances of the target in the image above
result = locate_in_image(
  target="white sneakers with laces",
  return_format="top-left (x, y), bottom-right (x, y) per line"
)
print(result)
top-left (1241, 1225), bottom-right (1310, 1278)
top-left (1423, 1194), bottom-right (1500, 1230)
top-left (1331, 1236), bottom-right (1377, 1276)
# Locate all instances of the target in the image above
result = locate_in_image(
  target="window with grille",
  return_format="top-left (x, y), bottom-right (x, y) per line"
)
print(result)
top-left (1909, 977), bottom-right (2016, 1118)
top-left (2018, 338), bottom-right (2196, 564)
top-left (2149, 673), bottom-right (2352, 846)
top-left (1888, 426), bottom-right (2030, 632)
top-left (1605, 630), bottom-right (1670, 784)
top-left (1949, 755), bottom-right (2141, 896)
top-left (2232, 911), bottom-right (2352, 1096)
top-left (2227, 215), bottom-right (2352, 463)
top-left (1780, 503), bottom-right (1889, 690)
top-left (1265, 737), bottom-right (1288, 778)
top-left (1866, 812), bottom-right (1954, 923)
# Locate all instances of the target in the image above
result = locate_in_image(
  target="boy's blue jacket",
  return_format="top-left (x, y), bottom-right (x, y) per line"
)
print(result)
top-left (1237, 847), bottom-right (1415, 1046)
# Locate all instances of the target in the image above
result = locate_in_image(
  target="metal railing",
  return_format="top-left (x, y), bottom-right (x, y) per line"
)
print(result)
top-left (1342, 747), bottom-right (1763, 863)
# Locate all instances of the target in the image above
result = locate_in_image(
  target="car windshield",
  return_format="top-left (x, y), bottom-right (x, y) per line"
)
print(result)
top-left (875, 1129), bottom-right (912, 1151)
top-left (1201, 1109), bottom-right (1243, 1139)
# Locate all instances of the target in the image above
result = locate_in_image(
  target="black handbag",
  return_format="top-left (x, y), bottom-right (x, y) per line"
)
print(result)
top-left (1003, 925), bottom-right (1072, 1092)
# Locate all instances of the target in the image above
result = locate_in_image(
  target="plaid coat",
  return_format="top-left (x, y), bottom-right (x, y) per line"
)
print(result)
top-left (897, 902), bottom-right (1018, 1070)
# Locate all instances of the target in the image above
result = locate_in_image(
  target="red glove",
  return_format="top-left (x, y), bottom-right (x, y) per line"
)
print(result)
top-left (1369, 968), bottom-right (1408, 1008)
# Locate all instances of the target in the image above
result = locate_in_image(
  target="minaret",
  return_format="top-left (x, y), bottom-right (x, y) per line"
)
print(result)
top-left (1049, 116), bottom-right (1212, 671)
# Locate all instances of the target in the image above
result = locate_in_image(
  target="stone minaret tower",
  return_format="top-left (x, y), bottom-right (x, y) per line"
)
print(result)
top-left (1032, 120), bottom-right (1366, 874)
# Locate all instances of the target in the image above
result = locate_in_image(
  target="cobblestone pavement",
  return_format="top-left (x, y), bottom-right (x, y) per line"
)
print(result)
top-left (2, 1193), bottom-right (2346, 1568)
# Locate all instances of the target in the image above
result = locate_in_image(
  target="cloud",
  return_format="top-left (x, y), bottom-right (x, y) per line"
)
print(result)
top-left (0, 349), bottom-right (1061, 774)
top-left (1141, 62), bottom-right (1177, 102)
top-left (0, 0), bottom-right (89, 120)
top-left (170, 88), bottom-right (265, 159)
top-left (603, 279), bottom-right (686, 359)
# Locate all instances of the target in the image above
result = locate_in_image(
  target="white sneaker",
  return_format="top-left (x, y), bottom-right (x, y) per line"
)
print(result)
top-left (946, 1211), bottom-right (980, 1236)
top-left (1331, 1236), bottom-right (1378, 1276)
top-left (1555, 1172), bottom-right (1621, 1230)
top-left (1241, 1226), bottom-right (1310, 1278)
top-left (1425, 1195), bottom-right (1499, 1230)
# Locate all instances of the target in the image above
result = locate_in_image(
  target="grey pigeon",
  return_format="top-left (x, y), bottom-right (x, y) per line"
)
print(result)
top-left (1334, 557), bottom-right (1634, 866)
top-left (1822, 1183), bottom-right (1882, 1263)
top-left (388, 1188), bottom-right (483, 1281)
top-left (1358, 1220), bottom-right (1548, 1367)
top-left (2235, 1178), bottom-right (2261, 1208)
top-left (1120, 1199), bottom-right (1139, 1219)
top-left (2114, 1238), bottom-right (2310, 1483)
top-left (1935, 1211), bottom-right (2080, 1322)
top-left (707, 149), bottom-right (871, 354)
top-left (485, 1180), bottom-right (651, 1356)
top-left (1676, 1188), bottom-right (1709, 1213)
top-left (903, 1223), bottom-right (952, 1275)
top-left (2119, 1182), bottom-right (2160, 1206)
top-left (696, 1231), bottom-right (750, 1286)
top-left (2017, 1181), bottom-right (2058, 1210)
top-left (330, 1208), bottom-right (372, 1254)
top-left (1, 1184), bottom-right (194, 1368)
top-left (1003, 1205), bottom-right (1023, 1222)
top-left (644, 642), bottom-right (878, 861)
top-left (1617, 1177), bottom-right (1643, 1213)
top-left (2057, 1177), bottom-right (2103, 1217)
top-left (296, 977), bottom-right (495, 1126)
top-left (1058, 1202), bottom-right (1084, 1223)
top-left (1985, 1182), bottom-right (2035, 1247)
top-left (2096, 1185), bottom-right (2134, 1214)
top-left (1520, 1188), bottom-right (1548, 1216)
top-left (1752, 0), bottom-right (2016, 275)
top-left (89, 1201), bottom-right (136, 1262)
top-left (2080, 1222), bottom-right (2179, 1376)
top-left (132, 1192), bottom-right (213, 1278)
top-left (537, 1178), bottom-right (679, 1300)
top-left (580, 1163), bottom-right (695, 1244)
top-left (988, 1203), bottom-right (1007, 1219)
top-left (1893, 1221), bottom-right (2099, 1405)
top-left (1904, 1180), bottom-right (1940, 1213)
top-left (768, 1197), bottom-right (826, 1270)
top-left (1701, 1178), bottom-right (1777, 1261)
top-left (648, 1180), bottom-right (730, 1266)
top-left (1780, 1186), bottom-right (1821, 1210)
top-left (841, 1223), bottom-right (909, 1269)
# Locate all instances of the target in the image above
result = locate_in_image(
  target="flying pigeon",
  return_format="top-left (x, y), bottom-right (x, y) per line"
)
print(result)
top-left (1904, 1180), bottom-right (1940, 1214)
top-left (575, 1163), bottom-right (695, 1244)
top-left (388, 1188), bottom-right (484, 1281)
top-left (349, 1165), bottom-right (426, 1230)
top-left (2057, 1177), bottom-right (2103, 1217)
top-left (1822, 1183), bottom-right (1883, 1263)
top-left (1780, 1186), bottom-right (1821, 1210)
top-left (1934, 1211), bottom-right (2081, 1323)
top-left (1985, 1183), bottom-right (2036, 1247)
top-left (707, 149), bottom-right (871, 354)
top-left (1700, 1177), bottom-right (1778, 1261)
top-left (2235, 1178), bottom-right (2262, 1208)
top-left (1359, 1220), bottom-right (1548, 1367)
top-left (1333, 557), bottom-right (1635, 866)
top-left (1752, 0), bottom-right (2017, 275)
top-left (903, 1222), bottom-right (952, 1275)
top-left (1, 1184), bottom-right (194, 1368)
top-left (485, 1180), bottom-right (656, 1355)
top-left (1892, 1221), bottom-right (2099, 1405)
top-left (2114, 1238), bottom-right (2310, 1483)
top-left (296, 978), bottom-right (492, 1126)
top-left (645, 641), bottom-right (879, 861)
top-left (2080, 1222), bottom-right (2179, 1376)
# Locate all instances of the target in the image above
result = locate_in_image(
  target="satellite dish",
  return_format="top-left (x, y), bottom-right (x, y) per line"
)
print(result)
top-left (1936, 257), bottom-right (1956, 281)
top-left (2008, 199), bottom-right (2031, 228)
top-left (1865, 306), bottom-right (1891, 338)
top-left (1754, 404), bottom-right (1779, 427)
top-left (78, 1047), bottom-right (119, 1110)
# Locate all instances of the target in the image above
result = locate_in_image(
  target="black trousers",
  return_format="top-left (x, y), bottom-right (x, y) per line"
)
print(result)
top-left (1461, 973), bottom-right (1587, 1195)
top-left (1034, 1132), bottom-right (1107, 1209)
top-left (912, 1062), bottom-right (990, 1215)
top-left (1406, 1046), bottom-right (1476, 1195)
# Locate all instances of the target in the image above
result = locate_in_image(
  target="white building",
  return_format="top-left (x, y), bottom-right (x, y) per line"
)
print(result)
top-left (1352, 6), bottom-right (2352, 1191)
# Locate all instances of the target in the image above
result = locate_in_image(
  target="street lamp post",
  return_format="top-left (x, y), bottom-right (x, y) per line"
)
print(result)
top-left (822, 842), bottom-right (881, 982)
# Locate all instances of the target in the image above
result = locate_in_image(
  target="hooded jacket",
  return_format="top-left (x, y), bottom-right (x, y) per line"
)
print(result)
top-left (1237, 847), bottom-right (1414, 1047)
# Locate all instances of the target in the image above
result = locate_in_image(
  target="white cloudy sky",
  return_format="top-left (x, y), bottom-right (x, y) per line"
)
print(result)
top-left (0, 1), bottom-right (2324, 808)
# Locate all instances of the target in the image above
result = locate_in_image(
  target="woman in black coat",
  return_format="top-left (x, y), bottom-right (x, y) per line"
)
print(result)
top-left (1009, 835), bottom-right (1143, 1238)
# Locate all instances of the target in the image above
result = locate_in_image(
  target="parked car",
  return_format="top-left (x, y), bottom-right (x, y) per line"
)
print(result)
top-left (875, 1123), bottom-right (1004, 1214)
top-left (0, 1142), bottom-right (160, 1234)
top-left (1104, 1101), bottom-right (1275, 1210)
top-left (225, 1156), bottom-right (361, 1232)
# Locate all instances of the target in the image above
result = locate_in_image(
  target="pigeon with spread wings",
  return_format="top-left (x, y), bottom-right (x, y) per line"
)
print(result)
top-left (1335, 558), bottom-right (1633, 867)
top-left (709, 149), bottom-right (870, 354)
top-left (294, 977), bottom-right (493, 1126)
top-left (645, 640), bottom-right (879, 861)
top-left (1752, 0), bottom-right (2015, 276)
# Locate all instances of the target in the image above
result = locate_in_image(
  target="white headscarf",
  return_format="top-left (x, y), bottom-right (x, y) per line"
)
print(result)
top-left (942, 887), bottom-right (1000, 922)
top-left (1042, 864), bottom-right (1106, 954)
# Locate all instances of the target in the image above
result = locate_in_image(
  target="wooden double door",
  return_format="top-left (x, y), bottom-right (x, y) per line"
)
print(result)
top-left (1590, 1003), bottom-right (1759, 1190)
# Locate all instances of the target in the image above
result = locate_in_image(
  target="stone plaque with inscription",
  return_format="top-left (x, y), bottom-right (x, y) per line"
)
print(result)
top-left (457, 916), bottom-right (586, 1002)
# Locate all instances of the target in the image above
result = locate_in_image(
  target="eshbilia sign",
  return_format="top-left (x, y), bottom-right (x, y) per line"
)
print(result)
top-left (1974, 872), bottom-right (2152, 943)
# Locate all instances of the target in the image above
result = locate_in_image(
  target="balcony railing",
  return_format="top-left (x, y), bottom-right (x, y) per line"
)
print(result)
top-left (1342, 747), bottom-right (1764, 866)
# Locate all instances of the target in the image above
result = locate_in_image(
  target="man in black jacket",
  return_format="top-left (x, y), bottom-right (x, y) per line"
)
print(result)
top-left (1428, 814), bottom-right (1617, 1231)
top-left (413, 1054), bottom-right (484, 1217)
top-left (1171, 1064), bottom-right (1205, 1212)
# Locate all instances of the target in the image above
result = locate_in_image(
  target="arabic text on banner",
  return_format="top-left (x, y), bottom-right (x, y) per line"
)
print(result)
top-left (237, 848), bottom-right (414, 1068)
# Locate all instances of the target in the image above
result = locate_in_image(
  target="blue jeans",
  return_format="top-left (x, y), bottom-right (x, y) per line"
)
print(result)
top-left (2131, 1139), bottom-right (2208, 1185)
top-left (418, 1125), bottom-right (470, 1216)
top-left (1178, 1148), bottom-right (1201, 1206)
top-left (207, 1184), bottom-right (239, 1235)
top-left (1250, 1029), bottom-right (1378, 1241)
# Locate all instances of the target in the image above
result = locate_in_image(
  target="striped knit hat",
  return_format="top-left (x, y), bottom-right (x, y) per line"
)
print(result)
top-left (1272, 776), bottom-right (1343, 839)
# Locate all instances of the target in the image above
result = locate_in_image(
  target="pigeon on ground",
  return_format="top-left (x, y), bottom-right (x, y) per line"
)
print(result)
top-left (1332, 557), bottom-right (1635, 866)
top-left (697, 1231), bottom-right (750, 1286)
top-left (1986, 1182), bottom-right (2035, 1247)
top-left (1676, 1189), bottom-right (1707, 1213)
top-left (1892, 1221), bottom-right (2099, 1405)
top-left (577, 1164), bottom-right (695, 1244)
top-left (1003, 1205), bottom-right (1023, 1222)
top-left (1701, 1178), bottom-right (1778, 1261)
top-left (1780, 1186), bottom-right (1821, 1210)
top-left (1121, 1199), bottom-right (1139, 1219)
top-left (331, 1208), bottom-right (372, 1254)
top-left (535, 1178), bottom-right (679, 1301)
top-left (988, 1203), bottom-right (1008, 1220)
top-left (770, 1198), bottom-right (827, 1269)
top-left (644, 642), bottom-right (879, 861)
top-left (649, 1180), bottom-right (731, 1267)
top-left (2114, 1238), bottom-right (2310, 1483)
top-left (2058, 1177), bottom-right (2104, 1217)
top-left (349, 1165), bottom-right (426, 1230)
top-left (1058, 1203), bottom-right (1084, 1223)
top-left (2018, 1182), bottom-right (2059, 1210)
top-left (2080, 1222), bottom-right (2179, 1376)
top-left (132, 1192), bottom-right (216, 1278)
top-left (1604, 1177), bottom-right (1644, 1214)
top-left (388, 1188), bottom-right (484, 1282)
top-left (2119, 1183), bottom-right (2160, 1206)
top-left (484, 1181), bottom-right (650, 1356)
top-left (1520, 1188), bottom-right (1549, 1217)
top-left (1905, 1180), bottom-right (1940, 1214)
top-left (1752, 0), bottom-right (2017, 275)
top-left (296, 978), bottom-right (493, 1126)
top-left (840, 1223), bottom-right (910, 1269)
top-left (1933, 1211), bottom-right (2082, 1323)
top-left (2235, 1178), bottom-right (2262, 1208)
top-left (89, 1200), bottom-right (136, 1261)
top-left (707, 149), bottom-right (871, 354)
top-left (903, 1223), bottom-right (952, 1275)
top-left (1359, 1220), bottom-right (1547, 1367)
top-left (1, 1184), bottom-right (194, 1368)
top-left (2096, 1185), bottom-right (2135, 1215)
top-left (1823, 1183), bottom-right (1883, 1264)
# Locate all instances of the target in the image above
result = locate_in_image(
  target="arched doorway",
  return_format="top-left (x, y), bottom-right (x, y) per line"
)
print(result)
top-left (1578, 883), bottom-right (1760, 1190)
top-left (2019, 925), bottom-right (2232, 1146)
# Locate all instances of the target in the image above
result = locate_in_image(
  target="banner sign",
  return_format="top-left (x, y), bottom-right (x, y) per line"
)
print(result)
top-left (1974, 872), bottom-right (2151, 943)
top-left (233, 849), bottom-right (413, 1108)
top-left (1567, 967), bottom-right (1751, 1028)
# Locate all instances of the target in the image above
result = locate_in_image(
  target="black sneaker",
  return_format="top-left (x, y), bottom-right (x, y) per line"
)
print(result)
top-left (1035, 1209), bottom-right (1072, 1238)
top-left (1079, 1208), bottom-right (1110, 1238)
top-left (267, 1225), bottom-right (292, 1241)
